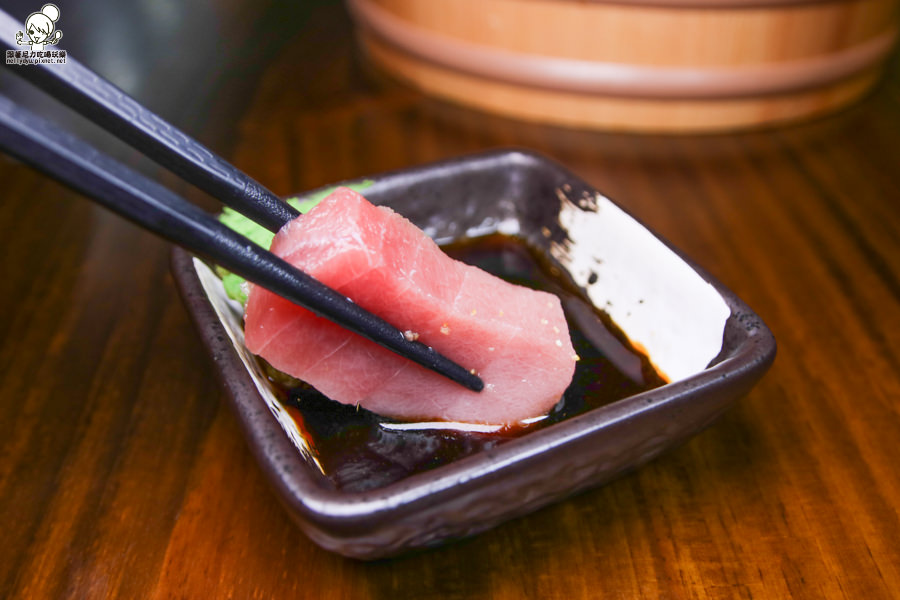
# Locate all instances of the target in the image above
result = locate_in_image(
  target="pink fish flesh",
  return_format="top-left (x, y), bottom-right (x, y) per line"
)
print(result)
top-left (243, 187), bottom-right (577, 425)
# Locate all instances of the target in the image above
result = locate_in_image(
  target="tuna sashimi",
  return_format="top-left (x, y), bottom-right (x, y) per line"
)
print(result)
top-left (243, 187), bottom-right (577, 425)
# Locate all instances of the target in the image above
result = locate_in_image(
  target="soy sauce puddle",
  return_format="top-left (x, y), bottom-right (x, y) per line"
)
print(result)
top-left (267, 235), bottom-right (666, 492)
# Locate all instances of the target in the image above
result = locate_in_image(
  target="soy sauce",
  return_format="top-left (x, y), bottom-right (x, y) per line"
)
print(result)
top-left (272, 235), bottom-right (666, 492)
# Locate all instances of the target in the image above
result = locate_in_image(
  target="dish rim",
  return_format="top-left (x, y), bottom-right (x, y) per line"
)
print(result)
top-left (170, 148), bottom-right (776, 554)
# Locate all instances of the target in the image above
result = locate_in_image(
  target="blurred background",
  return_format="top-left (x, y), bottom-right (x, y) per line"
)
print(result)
top-left (2, 1), bottom-right (899, 598)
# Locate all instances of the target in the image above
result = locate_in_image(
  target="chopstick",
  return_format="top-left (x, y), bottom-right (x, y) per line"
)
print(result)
top-left (0, 8), bottom-right (481, 391)
top-left (0, 98), bottom-right (483, 392)
top-left (0, 10), bottom-right (297, 233)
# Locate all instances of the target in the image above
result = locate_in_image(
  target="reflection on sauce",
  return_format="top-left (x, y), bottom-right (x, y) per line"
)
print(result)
top-left (270, 235), bottom-right (667, 492)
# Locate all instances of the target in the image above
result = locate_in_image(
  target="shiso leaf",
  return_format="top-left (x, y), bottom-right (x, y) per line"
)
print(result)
top-left (220, 272), bottom-right (249, 304)
top-left (215, 181), bottom-right (375, 304)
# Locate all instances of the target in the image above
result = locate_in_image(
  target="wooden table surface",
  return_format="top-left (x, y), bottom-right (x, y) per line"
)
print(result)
top-left (2, 1), bottom-right (899, 598)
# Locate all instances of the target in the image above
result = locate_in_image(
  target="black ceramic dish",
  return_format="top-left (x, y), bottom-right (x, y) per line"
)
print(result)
top-left (171, 149), bottom-right (775, 559)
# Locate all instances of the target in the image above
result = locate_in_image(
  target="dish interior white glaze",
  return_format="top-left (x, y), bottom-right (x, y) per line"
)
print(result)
top-left (552, 193), bottom-right (729, 382)
top-left (191, 188), bottom-right (729, 458)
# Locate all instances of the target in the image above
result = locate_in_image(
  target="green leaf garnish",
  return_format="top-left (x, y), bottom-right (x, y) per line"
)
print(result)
top-left (216, 180), bottom-right (375, 304)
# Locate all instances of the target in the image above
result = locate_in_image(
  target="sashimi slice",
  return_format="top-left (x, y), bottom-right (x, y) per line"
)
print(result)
top-left (243, 187), bottom-right (577, 425)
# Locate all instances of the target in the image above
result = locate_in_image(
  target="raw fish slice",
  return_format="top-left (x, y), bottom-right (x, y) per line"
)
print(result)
top-left (243, 187), bottom-right (576, 424)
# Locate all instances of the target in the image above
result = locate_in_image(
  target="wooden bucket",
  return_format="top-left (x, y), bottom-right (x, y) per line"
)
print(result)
top-left (347, 0), bottom-right (899, 132)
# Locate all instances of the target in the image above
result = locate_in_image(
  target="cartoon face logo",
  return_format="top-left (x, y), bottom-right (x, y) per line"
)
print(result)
top-left (15, 4), bottom-right (63, 51)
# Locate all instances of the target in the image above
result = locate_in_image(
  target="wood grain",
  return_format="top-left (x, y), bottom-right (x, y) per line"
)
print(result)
top-left (1, 0), bottom-right (899, 597)
top-left (348, 0), bottom-right (899, 131)
top-left (355, 0), bottom-right (898, 68)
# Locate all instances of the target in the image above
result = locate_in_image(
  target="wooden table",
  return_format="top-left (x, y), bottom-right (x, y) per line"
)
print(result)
top-left (2, 1), bottom-right (898, 597)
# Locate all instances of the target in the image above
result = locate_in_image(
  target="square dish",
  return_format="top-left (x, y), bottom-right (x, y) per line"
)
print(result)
top-left (170, 149), bottom-right (775, 559)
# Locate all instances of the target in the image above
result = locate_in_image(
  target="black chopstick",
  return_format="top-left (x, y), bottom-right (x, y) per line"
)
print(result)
top-left (0, 9), bottom-right (297, 233)
top-left (0, 95), bottom-right (484, 392)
